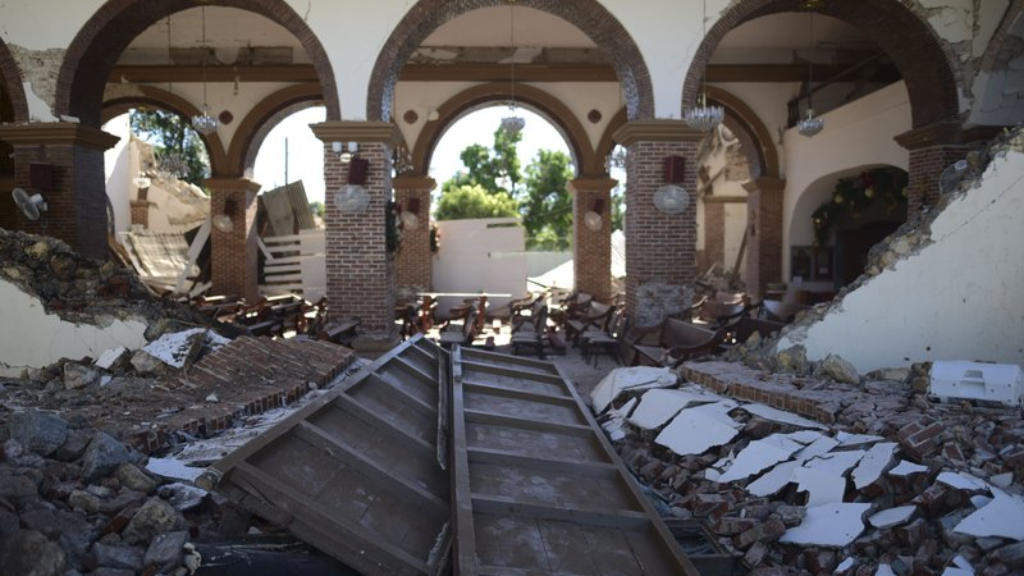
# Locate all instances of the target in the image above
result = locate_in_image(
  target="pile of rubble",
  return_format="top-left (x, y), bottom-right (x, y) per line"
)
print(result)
top-left (593, 363), bottom-right (1024, 575)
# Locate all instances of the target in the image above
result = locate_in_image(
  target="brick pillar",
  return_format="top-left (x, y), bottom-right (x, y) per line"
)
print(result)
top-left (742, 177), bottom-right (786, 300)
top-left (311, 121), bottom-right (400, 348)
top-left (570, 177), bottom-right (616, 303)
top-left (130, 200), bottom-right (150, 228)
top-left (393, 176), bottom-right (435, 294)
top-left (895, 122), bottom-right (1001, 218)
top-left (205, 178), bottom-right (261, 303)
top-left (0, 173), bottom-right (14, 230)
top-left (703, 201), bottom-right (725, 269)
top-left (613, 121), bottom-right (701, 327)
top-left (0, 123), bottom-right (119, 259)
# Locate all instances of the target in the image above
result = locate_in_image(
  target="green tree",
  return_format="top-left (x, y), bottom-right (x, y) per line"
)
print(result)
top-left (441, 128), bottom-right (523, 196)
top-left (521, 149), bottom-right (573, 250)
top-left (309, 201), bottom-right (325, 218)
top-left (130, 108), bottom-right (210, 187)
top-left (611, 184), bottom-right (625, 232)
top-left (434, 184), bottom-right (520, 220)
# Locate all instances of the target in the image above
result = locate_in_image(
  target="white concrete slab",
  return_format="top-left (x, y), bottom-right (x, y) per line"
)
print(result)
top-left (793, 466), bottom-right (846, 506)
top-left (590, 366), bottom-right (677, 414)
top-left (941, 569), bottom-right (972, 576)
top-left (852, 442), bottom-right (897, 489)
top-left (627, 389), bottom-right (717, 430)
top-left (783, 430), bottom-right (827, 445)
top-left (868, 505), bottom-right (917, 529)
top-left (739, 403), bottom-right (828, 430)
top-left (718, 435), bottom-right (804, 483)
top-left (937, 471), bottom-right (990, 492)
top-left (655, 406), bottom-right (740, 457)
top-left (95, 346), bottom-right (129, 370)
top-left (954, 491), bottom-right (1024, 540)
top-left (876, 564), bottom-right (897, 576)
top-left (837, 431), bottom-right (885, 447)
top-left (970, 495), bottom-right (993, 509)
top-left (146, 457), bottom-right (205, 482)
top-left (888, 460), bottom-right (929, 477)
top-left (794, 436), bottom-right (840, 461)
top-left (746, 461), bottom-right (802, 497)
top-left (779, 503), bottom-right (872, 548)
top-left (804, 450), bottom-right (867, 476)
top-left (836, 558), bottom-right (855, 573)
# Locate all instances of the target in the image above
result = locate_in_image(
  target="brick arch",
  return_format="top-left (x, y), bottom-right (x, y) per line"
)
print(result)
top-left (706, 86), bottom-right (779, 179)
top-left (102, 86), bottom-right (229, 176)
top-left (409, 83), bottom-right (598, 178)
top-left (0, 37), bottom-right (28, 123)
top-left (56, 0), bottom-right (339, 128)
top-left (228, 83), bottom-right (325, 177)
top-left (368, 1), bottom-right (654, 122)
top-left (683, 0), bottom-right (961, 128)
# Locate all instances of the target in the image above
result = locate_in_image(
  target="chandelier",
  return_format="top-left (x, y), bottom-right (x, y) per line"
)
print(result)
top-left (499, 3), bottom-right (525, 135)
top-left (685, 0), bottom-right (724, 132)
top-left (797, 10), bottom-right (825, 137)
top-left (191, 6), bottom-right (219, 136)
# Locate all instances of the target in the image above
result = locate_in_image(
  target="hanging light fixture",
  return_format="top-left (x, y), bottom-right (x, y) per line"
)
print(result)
top-left (499, 3), bottom-right (525, 135)
top-left (191, 6), bottom-right (219, 136)
top-left (797, 10), bottom-right (825, 137)
top-left (685, 0), bottom-right (724, 132)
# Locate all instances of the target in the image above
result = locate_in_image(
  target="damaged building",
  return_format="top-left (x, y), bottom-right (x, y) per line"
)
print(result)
top-left (0, 1), bottom-right (1023, 576)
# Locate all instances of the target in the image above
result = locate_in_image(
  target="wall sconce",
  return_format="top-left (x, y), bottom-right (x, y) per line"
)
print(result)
top-left (332, 141), bottom-right (359, 164)
top-left (333, 155), bottom-right (370, 213)
top-left (213, 198), bottom-right (238, 233)
top-left (584, 197), bottom-right (604, 232)
top-left (654, 156), bottom-right (690, 215)
top-left (400, 197), bottom-right (421, 230)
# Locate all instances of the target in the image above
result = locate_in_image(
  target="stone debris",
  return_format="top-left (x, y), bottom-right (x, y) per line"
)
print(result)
top-left (596, 359), bottom-right (1024, 575)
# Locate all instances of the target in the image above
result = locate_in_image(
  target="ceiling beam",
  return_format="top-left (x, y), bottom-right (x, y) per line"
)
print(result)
top-left (111, 62), bottom-right (900, 85)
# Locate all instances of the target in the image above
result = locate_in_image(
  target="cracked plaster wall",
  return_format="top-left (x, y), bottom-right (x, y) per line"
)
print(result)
top-left (0, 277), bottom-right (149, 369)
top-left (775, 133), bottom-right (1024, 373)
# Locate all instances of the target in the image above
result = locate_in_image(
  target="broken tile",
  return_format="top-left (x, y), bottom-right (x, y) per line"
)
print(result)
top-left (145, 457), bottom-right (205, 482)
top-left (852, 442), bottom-right (897, 489)
top-left (876, 564), bottom-right (897, 576)
top-left (936, 471), bottom-right (990, 492)
top-left (746, 461), bottom-right (801, 497)
top-left (783, 430), bottom-right (826, 445)
top-left (627, 389), bottom-right (716, 430)
top-left (95, 346), bottom-right (129, 370)
top-left (718, 435), bottom-right (804, 483)
top-left (868, 505), bottom-right (917, 529)
top-left (739, 403), bottom-right (828, 430)
top-left (970, 495), bottom-right (992, 508)
top-left (954, 490), bottom-right (1024, 540)
top-left (794, 436), bottom-right (840, 462)
top-left (590, 366), bottom-right (677, 413)
top-left (792, 466), bottom-right (846, 506)
top-left (779, 503), bottom-right (871, 547)
top-left (804, 450), bottom-right (867, 476)
top-left (941, 569), bottom-right (972, 576)
top-left (837, 431), bottom-right (885, 447)
top-left (655, 406), bottom-right (740, 457)
top-left (836, 557), bottom-right (855, 572)
top-left (888, 460), bottom-right (928, 477)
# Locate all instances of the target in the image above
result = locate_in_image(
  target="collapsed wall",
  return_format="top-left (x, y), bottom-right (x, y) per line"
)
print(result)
top-left (0, 229), bottom-right (207, 371)
top-left (775, 129), bottom-right (1024, 373)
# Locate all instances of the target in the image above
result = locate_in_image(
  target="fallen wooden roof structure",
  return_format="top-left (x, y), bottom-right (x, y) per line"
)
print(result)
top-left (201, 335), bottom-right (701, 576)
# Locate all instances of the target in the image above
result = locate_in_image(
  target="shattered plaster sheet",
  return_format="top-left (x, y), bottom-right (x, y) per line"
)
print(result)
top-left (852, 442), bottom-right (897, 489)
top-left (590, 366), bottom-right (677, 414)
top-left (779, 503), bottom-right (871, 548)
top-left (792, 466), bottom-right (846, 506)
top-left (868, 505), bottom-right (917, 529)
top-left (655, 404), bottom-right (740, 456)
top-left (718, 435), bottom-right (804, 483)
top-left (145, 457), bottom-right (205, 482)
top-left (143, 328), bottom-right (230, 369)
top-left (837, 432), bottom-right (885, 447)
top-left (937, 471), bottom-right (990, 492)
top-left (803, 450), bottom-right (866, 476)
top-left (888, 460), bottom-right (929, 476)
top-left (628, 388), bottom-right (718, 430)
top-left (739, 402), bottom-right (828, 430)
top-left (746, 461), bottom-right (803, 497)
top-left (953, 491), bottom-right (1024, 540)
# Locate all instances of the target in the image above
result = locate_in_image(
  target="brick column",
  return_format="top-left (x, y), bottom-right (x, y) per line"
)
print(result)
top-left (613, 121), bottom-right (701, 327)
top-left (311, 121), bottom-right (400, 348)
top-left (570, 177), bottom-right (616, 303)
top-left (742, 177), bottom-right (786, 300)
top-left (894, 122), bottom-right (1001, 218)
top-left (0, 123), bottom-right (119, 260)
top-left (205, 178), bottom-right (261, 303)
top-left (393, 176), bottom-right (435, 294)
top-left (0, 173), bottom-right (14, 230)
top-left (703, 201), bottom-right (725, 269)
top-left (130, 200), bottom-right (150, 228)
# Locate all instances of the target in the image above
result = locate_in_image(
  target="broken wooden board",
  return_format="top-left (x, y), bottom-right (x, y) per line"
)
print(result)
top-left (450, 346), bottom-right (700, 576)
top-left (199, 335), bottom-right (451, 576)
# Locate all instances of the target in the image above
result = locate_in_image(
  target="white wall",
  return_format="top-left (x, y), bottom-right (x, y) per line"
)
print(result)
top-left (432, 218), bottom-right (527, 315)
top-left (104, 115), bottom-right (133, 234)
top-left (780, 82), bottom-right (911, 280)
top-left (775, 141), bottom-right (1024, 373)
top-left (0, 279), bottom-right (149, 369)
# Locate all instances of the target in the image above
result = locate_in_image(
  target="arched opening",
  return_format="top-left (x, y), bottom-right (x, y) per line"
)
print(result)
top-left (252, 105), bottom-right (328, 220)
top-left (231, 85), bottom-right (325, 178)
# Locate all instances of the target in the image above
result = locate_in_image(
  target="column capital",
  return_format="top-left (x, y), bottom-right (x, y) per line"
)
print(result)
top-left (393, 176), bottom-right (437, 191)
top-left (310, 121), bottom-right (402, 145)
top-left (569, 177), bottom-right (618, 194)
top-left (894, 121), bottom-right (1002, 151)
top-left (203, 177), bottom-right (262, 193)
top-left (742, 177), bottom-right (786, 194)
top-left (0, 122), bottom-right (120, 151)
top-left (612, 120), bottom-right (703, 146)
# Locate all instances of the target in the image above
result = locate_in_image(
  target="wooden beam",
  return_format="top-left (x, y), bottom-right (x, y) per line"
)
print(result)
top-left (471, 493), bottom-right (652, 531)
top-left (463, 380), bottom-right (576, 406)
top-left (328, 394), bottom-right (436, 455)
top-left (467, 447), bottom-right (617, 478)
top-left (464, 408), bottom-right (592, 436)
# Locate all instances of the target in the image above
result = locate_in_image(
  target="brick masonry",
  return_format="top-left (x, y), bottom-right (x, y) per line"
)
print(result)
top-left (207, 178), bottom-right (260, 303)
top-left (394, 177), bottom-right (435, 293)
top-left (129, 200), bottom-right (150, 229)
top-left (743, 177), bottom-right (785, 299)
top-left (703, 202), bottom-right (725, 270)
top-left (571, 177), bottom-right (616, 303)
top-left (906, 145), bottom-right (969, 218)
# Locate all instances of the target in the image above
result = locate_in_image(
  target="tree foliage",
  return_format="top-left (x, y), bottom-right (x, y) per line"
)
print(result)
top-left (434, 184), bottom-right (520, 221)
top-left (130, 108), bottom-right (210, 188)
top-left (521, 149), bottom-right (573, 250)
top-left (441, 127), bottom-right (523, 196)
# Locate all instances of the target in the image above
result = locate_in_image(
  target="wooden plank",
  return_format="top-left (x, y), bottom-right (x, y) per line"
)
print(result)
top-left (463, 380), bottom-right (575, 406)
top-left (329, 392), bottom-right (436, 456)
top-left (450, 347), bottom-right (481, 576)
top-left (471, 494), bottom-right (651, 531)
top-left (464, 409), bottom-right (593, 436)
top-left (467, 447), bottom-right (617, 478)
top-left (361, 373), bottom-right (436, 419)
top-left (462, 359), bottom-right (564, 385)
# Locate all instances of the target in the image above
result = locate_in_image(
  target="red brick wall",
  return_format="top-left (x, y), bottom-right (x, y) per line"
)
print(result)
top-left (744, 178), bottom-right (785, 299)
top-left (906, 146), bottom-right (967, 218)
top-left (130, 200), bottom-right (150, 228)
top-left (624, 140), bottom-right (698, 325)
top-left (324, 141), bottom-right (397, 339)
top-left (0, 174), bottom-right (13, 230)
top-left (572, 178), bottom-right (615, 303)
top-left (703, 202), bottom-right (725, 269)
top-left (394, 180), bottom-right (434, 293)
top-left (208, 181), bottom-right (259, 303)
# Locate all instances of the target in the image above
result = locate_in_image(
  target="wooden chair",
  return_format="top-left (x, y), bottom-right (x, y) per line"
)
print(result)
top-left (511, 305), bottom-right (549, 358)
top-left (718, 317), bottom-right (786, 351)
top-left (440, 307), bottom-right (480, 348)
top-left (564, 302), bottom-right (616, 344)
top-left (629, 318), bottom-right (725, 369)
top-left (318, 316), bottom-right (361, 347)
top-left (759, 299), bottom-right (811, 324)
top-left (582, 310), bottom-right (630, 367)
